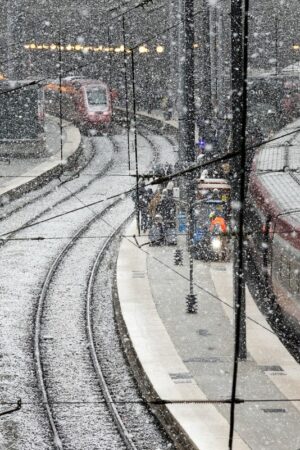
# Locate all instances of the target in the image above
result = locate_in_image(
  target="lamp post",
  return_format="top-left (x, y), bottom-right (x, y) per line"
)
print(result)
top-left (130, 49), bottom-right (141, 236)
top-left (178, 0), bottom-right (197, 313)
top-left (6, 0), bottom-right (14, 78)
top-left (122, 15), bottom-right (131, 171)
top-left (58, 21), bottom-right (63, 161)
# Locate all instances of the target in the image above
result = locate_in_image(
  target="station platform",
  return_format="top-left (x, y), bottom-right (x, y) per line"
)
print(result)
top-left (0, 116), bottom-right (81, 204)
top-left (117, 221), bottom-right (300, 450)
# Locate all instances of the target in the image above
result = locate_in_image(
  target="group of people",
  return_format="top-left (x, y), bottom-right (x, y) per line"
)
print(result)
top-left (134, 180), bottom-right (177, 245)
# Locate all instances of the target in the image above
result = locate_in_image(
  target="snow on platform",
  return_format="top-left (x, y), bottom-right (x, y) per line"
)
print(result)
top-left (117, 220), bottom-right (300, 450)
top-left (117, 221), bottom-right (249, 450)
top-left (0, 118), bottom-right (81, 202)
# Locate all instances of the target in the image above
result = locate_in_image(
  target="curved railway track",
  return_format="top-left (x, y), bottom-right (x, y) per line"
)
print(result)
top-left (0, 127), bottom-right (178, 449)
top-left (0, 136), bottom-right (116, 241)
top-left (34, 198), bottom-right (138, 449)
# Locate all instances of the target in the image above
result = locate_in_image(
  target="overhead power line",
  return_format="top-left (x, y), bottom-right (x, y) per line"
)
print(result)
top-left (1, 125), bottom-right (300, 237)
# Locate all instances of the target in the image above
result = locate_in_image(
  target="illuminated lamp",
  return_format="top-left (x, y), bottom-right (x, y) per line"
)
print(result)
top-left (156, 45), bottom-right (164, 53)
top-left (139, 45), bottom-right (149, 54)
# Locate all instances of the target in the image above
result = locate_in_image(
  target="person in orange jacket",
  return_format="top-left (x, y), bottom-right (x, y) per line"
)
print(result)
top-left (209, 211), bottom-right (227, 234)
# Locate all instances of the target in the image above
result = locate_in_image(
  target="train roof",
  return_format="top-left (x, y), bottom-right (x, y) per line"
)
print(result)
top-left (248, 62), bottom-right (300, 81)
top-left (281, 61), bottom-right (300, 75)
top-left (252, 117), bottom-right (300, 229)
top-left (45, 78), bottom-right (108, 88)
top-left (64, 78), bottom-right (107, 87)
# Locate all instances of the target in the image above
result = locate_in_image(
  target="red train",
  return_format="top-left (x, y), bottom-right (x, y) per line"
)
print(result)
top-left (247, 123), bottom-right (300, 336)
top-left (44, 77), bottom-right (115, 134)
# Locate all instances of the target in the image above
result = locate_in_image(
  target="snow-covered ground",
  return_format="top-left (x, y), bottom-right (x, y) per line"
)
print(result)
top-left (0, 130), bottom-right (177, 449)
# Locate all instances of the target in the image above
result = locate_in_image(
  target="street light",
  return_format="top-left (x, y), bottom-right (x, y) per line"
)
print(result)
top-left (138, 45), bottom-right (149, 54)
top-left (156, 45), bottom-right (165, 53)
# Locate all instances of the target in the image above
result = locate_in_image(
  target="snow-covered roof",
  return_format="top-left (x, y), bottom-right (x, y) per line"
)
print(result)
top-left (254, 118), bottom-right (300, 223)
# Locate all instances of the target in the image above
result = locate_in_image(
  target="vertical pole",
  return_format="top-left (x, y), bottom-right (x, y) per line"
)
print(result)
top-left (230, 0), bottom-right (247, 362)
top-left (229, 0), bottom-right (249, 447)
top-left (275, 15), bottom-right (279, 76)
top-left (168, 0), bottom-right (177, 113)
top-left (58, 23), bottom-right (63, 161)
top-left (178, 0), bottom-right (195, 164)
top-left (213, 7), bottom-right (218, 104)
top-left (107, 26), bottom-right (113, 88)
top-left (6, 0), bottom-right (13, 78)
top-left (178, 0), bottom-right (196, 313)
top-left (202, 0), bottom-right (213, 128)
top-left (122, 15), bottom-right (131, 171)
top-left (130, 50), bottom-right (140, 236)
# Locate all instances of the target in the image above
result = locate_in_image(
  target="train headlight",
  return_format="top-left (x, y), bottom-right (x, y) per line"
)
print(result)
top-left (211, 237), bottom-right (222, 251)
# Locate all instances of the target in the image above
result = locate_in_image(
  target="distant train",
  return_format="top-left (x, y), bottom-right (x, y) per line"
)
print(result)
top-left (44, 77), bottom-right (116, 134)
top-left (247, 122), bottom-right (300, 337)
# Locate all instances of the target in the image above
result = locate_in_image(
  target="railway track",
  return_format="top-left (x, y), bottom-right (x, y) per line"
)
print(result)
top-left (34, 198), bottom-right (137, 449)
top-left (0, 130), bottom-right (177, 449)
top-left (0, 135), bottom-right (116, 240)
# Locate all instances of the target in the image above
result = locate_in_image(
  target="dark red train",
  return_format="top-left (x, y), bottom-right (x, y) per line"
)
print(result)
top-left (247, 122), bottom-right (300, 336)
top-left (44, 77), bottom-right (116, 134)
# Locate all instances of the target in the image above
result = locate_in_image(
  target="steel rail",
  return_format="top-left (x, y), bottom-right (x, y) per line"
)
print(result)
top-left (86, 212), bottom-right (138, 450)
top-left (34, 197), bottom-right (123, 449)
top-left (0, 136), bottom-right (115, 233)
top-left (33, 129), bottom-right (161, 448)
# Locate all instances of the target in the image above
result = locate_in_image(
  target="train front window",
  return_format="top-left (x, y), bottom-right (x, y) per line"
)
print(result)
top-left (86, 88), bottom-right (107, 108)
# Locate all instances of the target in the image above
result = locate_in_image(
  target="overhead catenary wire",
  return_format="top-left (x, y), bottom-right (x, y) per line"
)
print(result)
top-left (1, 125), bottom-right (300, 238)
top-left (0, 397), bottom-right (299, 406)
top-left (0, 4), bottom-right (204, 98)
top-left (1, 3), bottom-right (299, 447)
top-left (0, 172), bottom-right (280, 339)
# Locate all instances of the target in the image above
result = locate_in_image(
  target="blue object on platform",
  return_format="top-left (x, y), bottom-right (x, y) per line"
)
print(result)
top-left (198, 138), bottom-right (206, 151)
top-left (193, 228), bottom-right (205, 242)
top-left (178, 212), bottom-right (186, 233)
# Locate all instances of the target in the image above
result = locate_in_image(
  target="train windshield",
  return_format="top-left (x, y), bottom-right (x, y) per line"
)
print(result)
top-left (86, 87), bottom-right (107, 108)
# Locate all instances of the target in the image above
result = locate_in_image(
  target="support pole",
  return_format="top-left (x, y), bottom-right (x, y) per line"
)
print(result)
top-left (178, 0), bottom-right (195, 164)
top-left (130, 50), bottom-right (140, 236)
top-left (107, 26), bottom-right (113, 88)
top-left (6, 0), bottom-right (13, 78)
top-left (275, 15), bottom-right (279, 76)
top-left (201, 0), bottom-right (213, 131)
top-left (230, 0), bottom-right (248, 363)
top-left (178, 0), bottom-right (196, 313)
top-left (168, 0), bottom-right (177, 114)
top-left (58, 23), bottom-right (63, 161)
top-left (122, 15), bottom-right (131, 171)
top-left (229, 0), bottom-right (249, 447)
